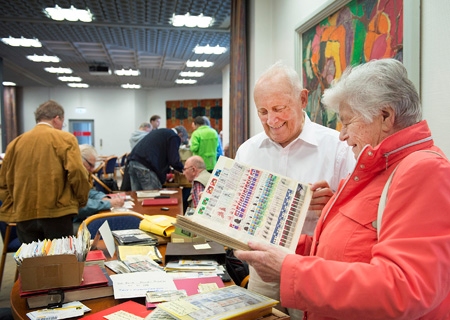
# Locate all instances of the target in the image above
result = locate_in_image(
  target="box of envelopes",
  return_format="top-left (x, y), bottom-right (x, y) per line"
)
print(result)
top-left (19, 254), bottom-right (84, 291)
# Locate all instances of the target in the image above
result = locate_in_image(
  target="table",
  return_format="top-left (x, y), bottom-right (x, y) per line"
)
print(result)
top-left (10, 243), bottom-right (223, 320)
top-left (125, 189), bottom-right (184, 217)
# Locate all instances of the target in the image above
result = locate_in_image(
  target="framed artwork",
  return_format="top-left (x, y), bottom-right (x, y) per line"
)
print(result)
top-left (295, 0), bottom-right (420, 129)
top-left (166, 99), bottom-right (223, 137)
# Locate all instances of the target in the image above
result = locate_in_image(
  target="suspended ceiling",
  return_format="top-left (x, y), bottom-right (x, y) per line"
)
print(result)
top-left (0, 0), bottom-right (231, 89)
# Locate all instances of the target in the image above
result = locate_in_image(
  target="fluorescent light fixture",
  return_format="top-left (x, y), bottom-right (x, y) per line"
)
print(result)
top-left (171, 13), bottom-right (213, 28)
top-left (45, 67), bottom-right (73, 74)
top-left (186, 60), bottom-right (214, 68)
top-left (58, 76), bottom-right (82, 82)
top-left (114, 69), bottom-right (140, 76)
top-left (194, 45), bottom-right (227, 55)
top-left (1, 36), bottom-right (41, 47)
top-left (179, 71), bottom-right (204, 77)
top-left (121, 84), bottom-right (141, 89)
top-left (67, 83), bottom-right (89, 88)
top-left (175, 79), bottom-right (197, 84)
top-left (44, 5), bottom-right (93, 22)
top-left (2, 81), bottom-right (16, 86)
top-left (27, 54), bottom-right (60, 63)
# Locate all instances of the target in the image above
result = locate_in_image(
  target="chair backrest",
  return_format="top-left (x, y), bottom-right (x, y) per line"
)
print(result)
top-left (78, 211), bottom-right (145, 239)
top-left (0, 222), bottom-right (21, 252)
top-left (103, 156), bottom-right (118, 177)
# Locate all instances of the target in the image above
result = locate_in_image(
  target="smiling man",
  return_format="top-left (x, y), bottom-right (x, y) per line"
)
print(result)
top-left (234, 61), bottom-right (355, 318)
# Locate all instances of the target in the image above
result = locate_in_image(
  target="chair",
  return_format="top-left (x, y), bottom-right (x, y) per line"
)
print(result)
top-left (77, 211), bottom-right (145, 239)
top-left (0, 222), bottom-right (21, 289)
top-left (118, 153), bottom-right (129, 176)
top-left (101, 156), bottom-right (118, 180)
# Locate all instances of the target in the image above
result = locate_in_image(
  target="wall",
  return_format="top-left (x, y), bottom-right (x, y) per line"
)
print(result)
top-left (249, 0), bottom-right (450, 157)
top-left (21, 84), bottom-right (222, 156)
top-left (421, 0), bottom-right (450, 156)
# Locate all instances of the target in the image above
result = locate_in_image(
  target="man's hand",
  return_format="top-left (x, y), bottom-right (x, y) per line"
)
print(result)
top-left (108, 197), bottom-right (125, 208)
top-left (309, 180), bottom-right (334, 213)
top-left (234, 241), bottom-right (290, 283)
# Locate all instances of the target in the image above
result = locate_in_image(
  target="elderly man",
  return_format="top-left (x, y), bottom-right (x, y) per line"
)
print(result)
top-left (183, 155), bottom-right (211, 208)
top-left (73, 144), bottom-right (125, 232)
top-left (235, 58), bottom-right (450, 319)
top-left (234, 61), bottom-right (355, 317)
top-left (129, 122), bottom-right (152, 149)
top-left (0, 100), bottom-right (91, 243)
top-left (190, 116), bottom-right (219, 172)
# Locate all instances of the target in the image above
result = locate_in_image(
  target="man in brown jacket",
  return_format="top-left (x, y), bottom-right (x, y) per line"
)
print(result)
top-left (0, 100), bottom-right (91, 243)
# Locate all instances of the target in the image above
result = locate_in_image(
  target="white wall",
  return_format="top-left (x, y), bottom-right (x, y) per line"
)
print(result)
top-left (248, 0), bottom-right (450, 157)
top-left (421, 0), bottom-right (450, 156)
top-left (21, 84), bottom-right (222, 157)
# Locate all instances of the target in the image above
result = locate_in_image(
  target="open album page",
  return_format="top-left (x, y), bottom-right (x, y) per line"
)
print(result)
top-left (177, 156), bottom-right (312, 252)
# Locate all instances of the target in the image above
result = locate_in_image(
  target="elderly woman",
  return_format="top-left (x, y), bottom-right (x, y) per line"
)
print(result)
top-left (235, 59), bottom-right (450, 319)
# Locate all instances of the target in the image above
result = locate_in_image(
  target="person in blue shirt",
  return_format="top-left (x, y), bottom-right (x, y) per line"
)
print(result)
top-left (73, 145), bottom-right (124, 232)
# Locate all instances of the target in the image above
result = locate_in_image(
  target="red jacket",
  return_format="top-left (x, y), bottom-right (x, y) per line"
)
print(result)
top-left (280, 121), bottom-right (450, 319)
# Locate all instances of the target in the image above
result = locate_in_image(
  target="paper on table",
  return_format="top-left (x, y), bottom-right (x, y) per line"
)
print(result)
top-left (160, 190), bottom-right (178, 195)
top-left (110, 272), bottom-right (177, 299)
top-left (99, 220), bottom-right (116, 258)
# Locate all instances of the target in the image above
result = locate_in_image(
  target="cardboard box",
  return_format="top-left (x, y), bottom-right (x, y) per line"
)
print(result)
top-left (19, 254), bottom-right (84, 291)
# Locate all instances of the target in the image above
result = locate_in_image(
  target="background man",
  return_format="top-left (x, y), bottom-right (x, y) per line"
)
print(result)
top-left (183, 155), bottom-right (211, 209)
top-left (234, 61), bottom-right (355, 317)
top-left (0, 100), bottom-right (91, 243)
top-left (149, 115), bottom-right (161, 130)
top-left (127, 128), bottom-right (184, 190)
top-left (129, 122), bottom-right (152, 149)
top-left (73, 144), bottom-right (125, 232)
top-left (190, 116), bottom-right (219, 172)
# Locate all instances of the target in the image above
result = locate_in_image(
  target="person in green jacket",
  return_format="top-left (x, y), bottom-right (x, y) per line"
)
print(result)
top-left (190, 116), bottom-right (219, 172)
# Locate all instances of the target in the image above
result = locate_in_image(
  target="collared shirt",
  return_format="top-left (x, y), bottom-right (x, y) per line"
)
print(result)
top-left (235, 113), bottom-right (355, 235)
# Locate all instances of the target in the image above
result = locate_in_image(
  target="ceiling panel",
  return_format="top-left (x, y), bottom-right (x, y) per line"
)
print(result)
top-left (0, 0), bottom-right (231, 89)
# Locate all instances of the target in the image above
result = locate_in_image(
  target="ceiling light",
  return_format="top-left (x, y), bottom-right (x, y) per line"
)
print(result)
top-left (186, 60), bottom-right (214, 68)
top-left (1, 36), bottom-right (41, 47)
top-left (194, 45), bottom-right (227, 55)
top-left (121, 84), bottom-right (141, 89)
top-left (68, 83), bottom-right (89, 88)
top-left (45, 67), bottom-right (73, 74)
top-left (44, 5), bottom-right (93, 22)
top-left (175, 79), bottom-right (197, 84)
top-left (2, 81), bottom-right (16, 86)
top-left (171, 13), bottom-right (213, 28)
top-left (179, 71), bottom-right (204, 77)
top-left (115, 69), bottom-right (140, 76)
top-left (27, 54), bottom-right (60, 63)
top-left (58, 76), bottom-right (82, 82)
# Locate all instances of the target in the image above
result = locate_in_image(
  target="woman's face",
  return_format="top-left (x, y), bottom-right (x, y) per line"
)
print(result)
top-left (338, 104), bottom-right (385, 158)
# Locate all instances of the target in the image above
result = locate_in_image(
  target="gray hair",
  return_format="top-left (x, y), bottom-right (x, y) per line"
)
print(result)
top-left (139, 122), bottom-right (152, 130)
top-left (256, 61), bottom-right (303, 99)
top-left (79, 144), bottom-right (98, 160)
top-left (34, 100), bottom-right (64, 123)
top-left (321, 58), bottom-right (422, 129)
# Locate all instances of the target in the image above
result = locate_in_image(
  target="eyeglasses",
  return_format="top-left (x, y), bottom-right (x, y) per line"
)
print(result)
top-left (83, 157), bottom-right (96, 169)
top-left (182, 166), bottom-right (194, 172)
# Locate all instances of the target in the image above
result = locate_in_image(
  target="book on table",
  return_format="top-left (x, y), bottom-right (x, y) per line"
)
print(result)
top-left (153, 285), bottom-right (278, 320)
top-left (111, 228), bottom-right (158, 245)
top-left (175, 156), bottom-right (312, 252)
top-left (21, 264), bottom-right (113, 309)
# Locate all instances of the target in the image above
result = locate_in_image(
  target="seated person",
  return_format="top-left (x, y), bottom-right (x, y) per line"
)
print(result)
top-left (74, 145), bottom-right (124, 231)
top-left (183, 156), bottom-right (211, 208)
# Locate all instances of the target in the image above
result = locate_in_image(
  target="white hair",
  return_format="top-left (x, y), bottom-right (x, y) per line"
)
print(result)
top-left (321, 58), bottom-right (422, 129)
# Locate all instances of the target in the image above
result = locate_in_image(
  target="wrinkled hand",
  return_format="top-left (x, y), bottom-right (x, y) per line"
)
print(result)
top-left (309, 180), bottom-right (334, 213)
top-left (234, 241), bottom-right (290, 283)
top-left (109, 197), bottom-right (125, 208)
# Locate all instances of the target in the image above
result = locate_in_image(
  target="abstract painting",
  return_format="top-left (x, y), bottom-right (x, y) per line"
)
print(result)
top-left (301, 0), bottom-right (403, 129)
top-left (166, 99), bottom-right (222, 137)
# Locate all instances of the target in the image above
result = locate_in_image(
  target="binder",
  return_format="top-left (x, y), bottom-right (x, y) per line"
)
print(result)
top-left (141, 198), bottom-right (178, 206)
